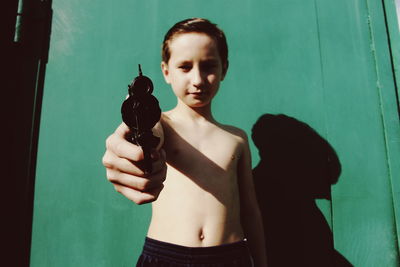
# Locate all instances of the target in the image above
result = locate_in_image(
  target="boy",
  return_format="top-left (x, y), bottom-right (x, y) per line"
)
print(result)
top-left (102, 18), bottom-right (267, 266)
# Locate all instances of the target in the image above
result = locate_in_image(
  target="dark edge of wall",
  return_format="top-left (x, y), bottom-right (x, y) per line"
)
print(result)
top-left (5, 0), bottom-right (52, 266)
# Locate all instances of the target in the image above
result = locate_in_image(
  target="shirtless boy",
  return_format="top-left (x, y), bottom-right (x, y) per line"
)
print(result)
top-left (102, 18), bottom-right (267, 267)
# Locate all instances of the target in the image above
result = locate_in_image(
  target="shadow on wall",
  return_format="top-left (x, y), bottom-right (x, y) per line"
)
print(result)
top-left (251, 114), bottom-right (353, 267)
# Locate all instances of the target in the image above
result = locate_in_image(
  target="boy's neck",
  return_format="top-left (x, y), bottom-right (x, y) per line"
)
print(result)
top-left (169, 101), bottom-right (216, 124)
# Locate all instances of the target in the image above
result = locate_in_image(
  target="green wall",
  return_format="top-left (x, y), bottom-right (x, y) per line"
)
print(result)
top-left (31, 0), bottom-right (400, 266)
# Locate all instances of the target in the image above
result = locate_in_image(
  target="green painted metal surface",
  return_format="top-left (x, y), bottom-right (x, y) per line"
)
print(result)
top-left (30, 0), bottom-right (400, 266)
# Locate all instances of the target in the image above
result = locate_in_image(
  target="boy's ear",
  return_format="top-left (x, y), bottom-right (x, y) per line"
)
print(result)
top-left (161, 61), bottom-right (171, 84)
top-left (221, 60), bottom-right (229, 81)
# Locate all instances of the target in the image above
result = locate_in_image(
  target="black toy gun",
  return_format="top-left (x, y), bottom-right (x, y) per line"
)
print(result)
top-left (121, 64), bottom-right (161, 174)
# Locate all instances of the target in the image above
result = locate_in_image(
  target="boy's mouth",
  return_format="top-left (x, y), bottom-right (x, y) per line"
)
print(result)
top-left (188, 90), bottom-right (208, 96)
top-left (190, 92), bottom-right (208, 99)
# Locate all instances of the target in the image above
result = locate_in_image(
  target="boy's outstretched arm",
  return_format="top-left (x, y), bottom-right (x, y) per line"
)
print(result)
top-left (238, 132), bottom-right (268, 267)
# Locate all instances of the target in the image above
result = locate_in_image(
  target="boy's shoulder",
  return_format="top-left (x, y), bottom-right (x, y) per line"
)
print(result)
top-left (218, 123), bottom-right (248, 142)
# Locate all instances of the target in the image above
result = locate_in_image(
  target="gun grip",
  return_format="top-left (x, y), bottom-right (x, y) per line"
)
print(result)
top-left (143, 148), bottom-right (153, 175)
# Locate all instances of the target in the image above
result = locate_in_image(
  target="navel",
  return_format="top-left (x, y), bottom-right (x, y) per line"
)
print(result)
top-left (199, 229), bottom-right (205, 241)
top-left (231, 155), bottom-right (236, 160)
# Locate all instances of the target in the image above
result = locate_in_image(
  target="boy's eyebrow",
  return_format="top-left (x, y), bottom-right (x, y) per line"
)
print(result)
top-left (176, 60), bottom-right (192, 65)
top-left (202, 58), bottom-right (219, 63)
top-left (174, 58), bottom-right (219, 66)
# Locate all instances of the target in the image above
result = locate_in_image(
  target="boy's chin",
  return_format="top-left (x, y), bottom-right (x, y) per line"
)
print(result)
top-left (187, 100), bottom-right (212, 108)
top-left (177, 95), bottom-right (214, 108)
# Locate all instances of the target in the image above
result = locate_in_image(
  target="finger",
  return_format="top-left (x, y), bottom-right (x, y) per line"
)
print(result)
top-left (114, 183), bottom-right (164, 205)
top-left (107, 169), bottom-right (157, 191)
top-left (104, 150), bottom-right (146, 176)
top-left (106, 132), bottom-right (145, 162)
top-left (115, 122), bottom-right (130, 137)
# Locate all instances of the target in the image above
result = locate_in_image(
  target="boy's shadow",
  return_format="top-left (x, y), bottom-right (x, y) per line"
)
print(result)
top-left (251, 114), bottom-right (353, 267)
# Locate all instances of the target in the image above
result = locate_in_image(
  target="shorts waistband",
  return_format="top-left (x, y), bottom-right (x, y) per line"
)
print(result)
top-left (141, 237), bottom-right (250, 264)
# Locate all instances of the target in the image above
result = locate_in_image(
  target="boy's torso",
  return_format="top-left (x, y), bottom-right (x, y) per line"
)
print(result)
top-left (147, 113), bottom-right (246, 247)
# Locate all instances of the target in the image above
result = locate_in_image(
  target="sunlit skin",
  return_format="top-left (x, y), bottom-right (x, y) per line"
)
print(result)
top-left (147, 33), bottom-right (267, 267)
top-left (146, 33), bottom-right (245, 246)
top-left (103, 32), bottom-right (267, 266)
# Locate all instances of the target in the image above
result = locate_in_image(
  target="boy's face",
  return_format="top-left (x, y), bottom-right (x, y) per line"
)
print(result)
top-left (161, 33), bottom-right (226, 108)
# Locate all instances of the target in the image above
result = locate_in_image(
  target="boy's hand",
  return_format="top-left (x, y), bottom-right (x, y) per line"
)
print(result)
top-left (102, 123), bottom-right (167, 205)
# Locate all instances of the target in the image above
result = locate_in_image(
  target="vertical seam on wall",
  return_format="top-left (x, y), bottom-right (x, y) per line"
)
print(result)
top-left (365, 0), bottom-right (400, 253)
top-left (382, 0), bottom-right (400, 117)
top-left (313, 0), bottom-right (334, 233)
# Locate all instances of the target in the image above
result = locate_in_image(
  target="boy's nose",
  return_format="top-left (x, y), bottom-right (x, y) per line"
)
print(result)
top-left (191, 67), bottom-right (205, 88)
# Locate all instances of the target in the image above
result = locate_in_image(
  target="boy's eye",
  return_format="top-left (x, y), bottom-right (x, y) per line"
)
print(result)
top-left (202, 62), bottom-right (218, 71)
top-left (205, 64), bottom-right (217, 69)
top-left (179, 65), bottom-right (191, 72)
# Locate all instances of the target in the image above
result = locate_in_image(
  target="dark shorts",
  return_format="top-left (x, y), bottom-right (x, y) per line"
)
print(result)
top-left (136, 237), bottom-right (254, 267)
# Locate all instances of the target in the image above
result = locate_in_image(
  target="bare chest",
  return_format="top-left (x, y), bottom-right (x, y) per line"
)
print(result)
top-left (163, 126), bottom-right (241, 176)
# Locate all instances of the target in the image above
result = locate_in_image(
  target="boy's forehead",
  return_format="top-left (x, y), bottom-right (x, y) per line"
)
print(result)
top-left (169, 33), bottom-right (220, 61)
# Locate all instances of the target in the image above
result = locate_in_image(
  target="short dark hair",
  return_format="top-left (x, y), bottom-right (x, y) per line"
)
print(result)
top-left (162, 18), bottom-right (229, 71)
